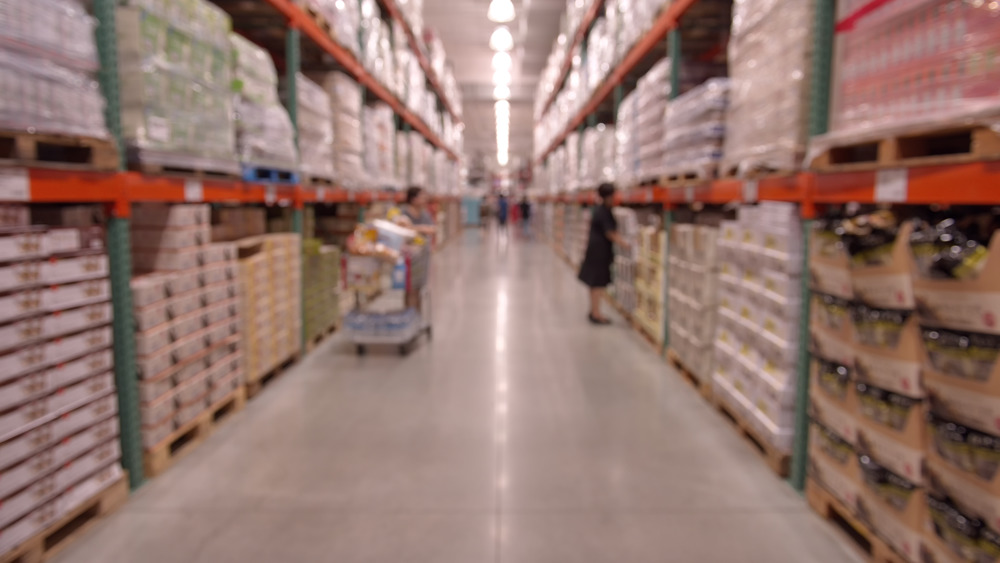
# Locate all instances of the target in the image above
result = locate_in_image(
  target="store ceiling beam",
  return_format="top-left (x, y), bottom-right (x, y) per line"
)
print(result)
top-left (535, 0), bottom-right (700, 165)
top-left (537, 0), bottom-right (605, 118)
top-left (380, 0), bottom-right (463, 125)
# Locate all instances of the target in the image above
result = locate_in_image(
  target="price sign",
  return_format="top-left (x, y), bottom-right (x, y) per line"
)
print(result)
top-left (684, 186), bottom-right (695, 203)
top-left (0, 169), bottom-right (29, 201)
top-left (317, 187), bottom-right (327, 202)
top-left (875, 169), bottom-right (908, 202)
top-left (742, 179), bottom-right (759, 203)
top-left (183, 179), bottom-right (203, 202)
top-left (348, 191), bottom-right (356, 202)
top-left (265, 185), bottom-right (277, 205)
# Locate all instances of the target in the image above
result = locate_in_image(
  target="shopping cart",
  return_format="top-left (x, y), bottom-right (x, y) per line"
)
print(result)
top-left (343, 244), bottom-right (432, 356)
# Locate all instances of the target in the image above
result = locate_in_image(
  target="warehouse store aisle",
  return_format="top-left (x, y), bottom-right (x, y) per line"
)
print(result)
top-left (54, 230), bottom-right (860, 563)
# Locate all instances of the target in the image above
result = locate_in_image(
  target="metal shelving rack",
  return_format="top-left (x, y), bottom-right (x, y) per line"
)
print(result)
top-left (534, 0), bottom-right (1000, 494)
top-left (2, 0), bottom-right (463, 490)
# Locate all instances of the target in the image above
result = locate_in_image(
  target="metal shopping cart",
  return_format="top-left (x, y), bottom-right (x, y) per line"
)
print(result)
top-left (343, 244), bottom-right (431, 356)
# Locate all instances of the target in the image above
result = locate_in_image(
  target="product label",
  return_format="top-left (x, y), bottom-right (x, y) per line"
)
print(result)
top-left (857, 425), bottom-right (924, 484)
top-left (853, 273), bottom-right (915, 310)
top-left (0, 169), bottom-right (30, 201)
top-left (854, 348), bottom-right (922, 398)
top-left (915, 288), bottom-right (1000, 335)
top-left (810, 262), bottom-right (853, 299)
top-left (183, 180), bottom-right (203, 202)
top-left (929, 458), bottom-right (1000, 532)
top-left (875, 169), bottom-right (908, 203)
top-left (926, 377), bottom-right (1000, 436)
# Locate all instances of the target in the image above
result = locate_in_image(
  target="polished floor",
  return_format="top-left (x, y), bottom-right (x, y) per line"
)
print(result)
top-left (55, 228), bottom-right (861, 563)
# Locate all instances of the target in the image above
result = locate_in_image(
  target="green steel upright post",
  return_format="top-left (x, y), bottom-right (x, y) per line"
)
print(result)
top-left (96, 0), bottom-right (143, 489)
top-left (286, 28), bottom-right (301, 150)
top-left (292, 208), bottom-right (306, 353)
top-left (809, 0), bottom-right (835, 137)
top-left (661, 209), bottom-right (673, 353)
top-left (668, 29), bottom-right (681, 99)
top-left (789, 221), bottom-right (814, 492)
top-left (94, 0), bottom-right (125, 169)
top-left (108, 217), bottom-right (144, 489)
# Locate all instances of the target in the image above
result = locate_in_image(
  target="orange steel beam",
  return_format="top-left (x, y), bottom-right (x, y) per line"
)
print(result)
top-left (261, 0), bottom-right (458, 160)
top-left (538, 0), bottom-right (605, 118)
top-left (536, 0), bottom-right (699, 165)
top-left (381, 0), bottom-right (462, 124)
top-left (813, 161), bottom-right (1000, 206)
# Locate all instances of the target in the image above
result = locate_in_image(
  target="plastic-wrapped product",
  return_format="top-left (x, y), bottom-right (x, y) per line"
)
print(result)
top-left (722, 0), bottom-right (813, 176)
top-left (565, 131), bottom-right (581, 191)
top-left (363, 103), bottom-right (396, 188)
top-left (287, 73), bottom-right (334, 181)
top-left (636, 59), bottom-right (671, 180)
top-left (0, 0), bottom-right (108, 138)
top-left (615, 90), bottom-right (640, 188)
top-left (231, 34), bottom-right (297, 170)
top-left (812, 0), bottom-right (1000, 156)
top-left (116, 1), bottom-right (236, 167)
top-left (297, 0), bottom-right (360, 55)
top-left (662, 78), bottom-right (731, 180)
top-left (315, 72), bottom-right (365, 188)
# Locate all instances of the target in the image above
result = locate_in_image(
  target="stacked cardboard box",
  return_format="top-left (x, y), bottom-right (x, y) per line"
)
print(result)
top-left (713, 203), bottom-right (803, 456)
top-left (130, 204), bottom-right (242, 451)
top-left (668, 224), bottom-right (719, 382)
top-left (806, 215), bottom-right (929, 562)
top-left (635, 226), bottom-right (667, 345)
top-left (635, 59), bottom-right (671, 181)
top-left (610, 208), bottom-right (639, 313)
top-left (303, 240), bottom-right (340, 344)
top-left (0, 207), bottom-right (122, 558)
top-left (288, 73), bottom-right (334, 182)
top-left (237, 234), bottom-right (302, 386)
top-left (316, 204), bottom-right (363, 248)
top-left (662, 78), bottom-right (730, 181)
top-left (230, 34), bottom-right (297, 171)
top-left (669, 223), bottom-right (719, 384)
top-left (317, 72), bottom-right (365, 188)
top-left (210, 207), bottom-right (266, 243)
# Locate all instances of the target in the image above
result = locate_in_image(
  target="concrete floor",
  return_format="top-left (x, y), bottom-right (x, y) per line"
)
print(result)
top-left (54, 229), bottom-right (861, 563)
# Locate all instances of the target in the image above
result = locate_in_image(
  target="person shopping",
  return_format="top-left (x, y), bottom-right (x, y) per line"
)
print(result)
top-left (577, 183), bottom-right (629, 325)
top-left (401, 186), bottom-right (437, 236)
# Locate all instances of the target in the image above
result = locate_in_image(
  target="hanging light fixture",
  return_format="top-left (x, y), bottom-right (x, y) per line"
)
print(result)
top-left (493, 69), bottom-right (512, 86)
top-left (489, 26), bottom-right (513, 51)
top-left (492, 51), bottom-right (512, 71)
top-left (493, 84), bottom-right (511, 100)
top-left (488, 0), bottom-right (515, 23)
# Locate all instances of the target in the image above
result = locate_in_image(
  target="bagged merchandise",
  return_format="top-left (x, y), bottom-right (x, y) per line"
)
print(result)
top-left (817, 0), bottom-right (1000, 150)
top-left (287, 73), bottom-right (334, 181)
top-left (0, 0), bottom-right (107, 138)
top-left (615, 90), bottom-right (640, 188)
top-left (316, 72), bottom-right (366, 188)
top-left (662, 78), bottom-right (730, 180)
top-left (565, 131), bottom-right (581, 191)
top-left (611, 208), bottom-right (639, 314)
top-left (230, 34), bottom-right (297, 170)
top-left (363, 103), bottom-right (396, 189)
top-left (636, 59), bottom-right (671, 180)
top-left (116, 0), bottom-right (236, 167)
top-left (408, 132), bottom-right (430, 188)
top-left (722, 0), bottom-right (813, 175)
top-left (580, 124), bottom-right (616, 189)
top-left (360, 2), bottom-right (395, 91)
top-left (396, 131), bottom-right (411, 186)
top-left (296, 0), bottom-right (360, 56)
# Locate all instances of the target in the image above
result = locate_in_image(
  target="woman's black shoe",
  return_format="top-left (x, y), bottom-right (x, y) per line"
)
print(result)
top-left (588, 314), bottom-right (612, 325)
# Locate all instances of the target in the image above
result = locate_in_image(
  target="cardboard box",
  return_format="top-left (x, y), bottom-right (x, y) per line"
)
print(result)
top-left (850, 222), bottom-right (916, 310)
top-left (0, 447), bottom-right (57, 499)
top-left (913, 230), bottom-right (1000, 336)
top-left (203, 242), bottom-right (237, 265)
top-left (167, 289), bottom-right (203, 320)
top-left (927, 452), bottom-right (1000, 533)
top-left (173, 369), bottom-right (211, 406)
top-left (133, 246), bottom-right (207, 272)
top-left (811, 292), bottom-right (855, 343)
top-left (41, 279), bottom-right (111, 312)
top-left (40, 253), bottom-right (108, 285)
top-left (810, 260), bottom-right (855, 300)
top-left (0, 326), bottom-right (112, 385)
top-left (130, 273), bottom-right (168, 308)
top-left (0, 228), bottom-right (46, 262)
top-left (857, 417), bottom-right (925, 486)
top-left (173, 395), bottom-right (208, 426)
top-left (55, 439), bottom-right (120, 492)
top-left (810, 357), bottom-right (855, 409)
top-left (140, 387), bottom-right (175, 427)
top-left (0, 500), bottom-right (59, 555)
top-left (200, 262), bottom-right (237, 286)
top-left (854, 344), bottom-right (923, 399)
top-left (810, 383), bottom-right (860, 446)
top-left (131, 204), bottom-right (209, 227)
top-left (753, 361), bottom-right (796, 429)
top-left (809, 448), bottom-right (863, 516)
top-left (0, 260), bottom-right (42, 294)
top-left (131, 224), bottom-right (211, 249)
top-left (857, 488), bottom-right (925, 562)
top-left (0, 473), bottom-right (58, 529)
top-left (749, 406), bottom-right (794, 453)
top-left (925, 368), bottom-right (1000, 441)
top-left (854, 381), bottom-right (927, 449)
top-left (58, 462), bottom-right (122, 519)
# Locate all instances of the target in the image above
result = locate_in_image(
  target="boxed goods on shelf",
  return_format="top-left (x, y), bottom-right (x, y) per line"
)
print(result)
top-left (0, 206), bottom-right (122, 560)
top-left (580, 125), bottom-right (617, 189)
top-left (635, 226), bottom-right (666, 344)
top-left (130, 204), bottom-right (242, 454)
top-left (116, 0), bottom-right (237, 172)
top-left (315, 72), bottom-right (365, 188)
top-left (722, 0), bottom-right (814, 176)
top-left (297, 0), bottom-right (361, 55)
top-left (237, 233), bottom-right (301, 386)
top-left (303, 240), bottom-right (341, 344)
top-left (662, 78), bottom-right (730, 181)
top-left (0, 0), bottom-right (108, 140)
top-left (815, 0), bottom-right (1000, 156)
top-left (635, 59), bottom-right (671, 181)
top-left (364, 103), bottom-right (397, 189)
top-left (671, 223), bottom-right (719, 386)
top-left (287, 74), bottom-right (333, 182)
top-left (610, 208), bottom-right (639, 313)
top-left (230, 34), bottom-right (297, 172)
top-left (615, 91), bottom-right (640, 189)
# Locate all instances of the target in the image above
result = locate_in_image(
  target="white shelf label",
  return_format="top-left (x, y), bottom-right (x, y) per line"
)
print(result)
top-left (348, 191), bottom-right (356, 202)
top-left (684, 186), bottom-right (695, 203)
top-left (317, 187), bottom-right (327, 202)
top-left (183, 179), bottom-right (203, 202)
top-left (265, 185), bottom-right (277, 205)
top-left (0, 169), bottom-right (30, 201)
top-left (875, 169), bottom-right (908, 202)
top-left (742, 179), bottom-right (759, 203)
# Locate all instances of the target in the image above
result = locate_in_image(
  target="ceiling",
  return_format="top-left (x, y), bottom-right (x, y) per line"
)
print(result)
top-left (423, 0), bottom-right (567, 171)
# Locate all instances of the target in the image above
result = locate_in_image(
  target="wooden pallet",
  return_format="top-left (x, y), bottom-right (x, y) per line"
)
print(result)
top-left (712, 393), bottom-right (791, 478)
top-left (303, 175), bottom-right (337, 188)
top-left (245, 353), bottom-right (300, 400)
top-left (143, 387), bottom-right (246, 479)
top-left (661, 169), bottom-right (715, 187)
top-left (304, 5), bottom-right (333, 35)
top-left (812, 125), bottom-right (1000, 172)
top-left (130, 148), bottom-right (241, 180)
top-left (0, 131), bottom-right (118, 171)
top-left (666, 348), bottom-right (713, 402)
top-left (306, 322), bottom-right (339, 353)
top-left (805, 479), bottom-right (910, 563)
top-left (0, 473), bottom-right (128, 563)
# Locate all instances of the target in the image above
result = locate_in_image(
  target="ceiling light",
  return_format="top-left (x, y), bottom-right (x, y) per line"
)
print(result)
top-left (492, 51), bottom-right (512, 71)
top-left (498, 150), bottom-right (509, 166)
top-left (493, 69), bottom-right (511, 86)
top-left (489, 26), bottom-right (513, 51)
top-left (493, 84), bottom-right (511, 100)
top-left (495, 99), bottom-right (510, 116)
top-left (488, 0), bottom-right (516, 22)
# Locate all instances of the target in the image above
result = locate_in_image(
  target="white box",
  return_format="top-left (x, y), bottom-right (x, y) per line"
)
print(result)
top-left (130, 274), bottom-right (168, 308)
top-left (40, 253), bottom-right (108, 285)
top-left (0, 229), bottom-right (46, 262)
top-left (0, 501), bottom-right (59, 556)
top-left (0, 327), bottom-right (111, 385)
top-left (54, 439), bottom-right (120, 492)
top-left (0, 261), bottom-right (42, 293)
top-left (140, 388), bottom-right (175, 426)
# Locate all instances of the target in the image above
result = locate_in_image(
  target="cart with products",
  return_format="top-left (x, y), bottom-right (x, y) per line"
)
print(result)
top-left (343, 223), bottom-right (431, 355)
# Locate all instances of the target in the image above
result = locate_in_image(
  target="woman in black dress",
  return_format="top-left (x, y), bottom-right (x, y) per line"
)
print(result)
top-left (578, 183), bottom-right (629, 324)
